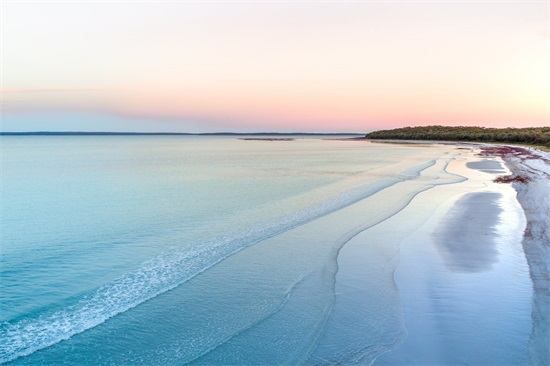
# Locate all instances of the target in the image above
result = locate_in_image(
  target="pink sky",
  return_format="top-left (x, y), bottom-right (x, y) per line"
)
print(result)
top-left (2, 1), bottom-right (549, 132)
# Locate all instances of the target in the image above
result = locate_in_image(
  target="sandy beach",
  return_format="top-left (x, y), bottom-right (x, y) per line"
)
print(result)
top-left (486, 145), bottom-right (550, 365)
top-left (364, 143), bottom-right (550, 364)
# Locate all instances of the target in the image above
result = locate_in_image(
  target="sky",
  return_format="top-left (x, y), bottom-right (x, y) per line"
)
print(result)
top-left (1, 1), bottom-right (549, 133)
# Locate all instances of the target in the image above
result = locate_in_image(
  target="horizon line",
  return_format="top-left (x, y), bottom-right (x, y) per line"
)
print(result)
top-left (0, 131), bottom-right (366, 136)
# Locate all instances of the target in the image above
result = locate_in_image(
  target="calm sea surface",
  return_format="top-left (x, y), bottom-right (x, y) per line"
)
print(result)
top-left (0, 136), bottom-right (532, 364)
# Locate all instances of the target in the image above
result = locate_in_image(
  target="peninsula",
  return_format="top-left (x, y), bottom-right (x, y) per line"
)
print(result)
top-left (364, 126), bottom-right (550, 149)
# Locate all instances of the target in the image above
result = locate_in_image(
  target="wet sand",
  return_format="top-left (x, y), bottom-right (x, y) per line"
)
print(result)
top-left (483, 145), bottom-right (550, 364)
top-left (328, 145), bottom-right (536, 365)
top-left (432, 191), bottom-right (502, 273)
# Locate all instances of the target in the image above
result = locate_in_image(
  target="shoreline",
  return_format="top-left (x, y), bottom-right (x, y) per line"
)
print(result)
top-left (306, 142), bottom-right (533, 364)
top-left (481, 145), bottom-right (550, 364)
top-left (367, 138), bottom-right (548, 152)
top-left (308, 139), bottom-right (548, 364)
top-left (365, 142), bottom-right (549, 364)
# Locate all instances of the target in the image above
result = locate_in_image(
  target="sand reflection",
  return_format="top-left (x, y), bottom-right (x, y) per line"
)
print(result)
top-left (433, 192), bottom-right (502, 273)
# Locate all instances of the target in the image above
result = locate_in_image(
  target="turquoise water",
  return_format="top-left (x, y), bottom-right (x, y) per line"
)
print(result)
top-left (0, 137), bottom-right (534, 364)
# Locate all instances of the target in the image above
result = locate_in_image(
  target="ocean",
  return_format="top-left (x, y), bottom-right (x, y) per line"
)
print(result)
top-left (0, 136), bottom-right (533, 364)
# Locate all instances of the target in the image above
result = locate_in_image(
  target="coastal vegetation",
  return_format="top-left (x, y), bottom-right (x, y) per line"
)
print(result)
top-left (364, 126), bottom-right (550, 148)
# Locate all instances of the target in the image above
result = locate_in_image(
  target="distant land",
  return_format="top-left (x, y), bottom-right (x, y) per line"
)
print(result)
top-left (365, 126), bottom-right (550, 149)
top-left (0, 132), bottom-right (362, 137)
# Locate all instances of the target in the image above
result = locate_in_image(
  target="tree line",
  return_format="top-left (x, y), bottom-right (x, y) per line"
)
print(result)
top-left (364, 126), bottom-right (550, 148)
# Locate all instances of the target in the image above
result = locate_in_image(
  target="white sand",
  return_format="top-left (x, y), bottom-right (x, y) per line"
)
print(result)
top-left (331, 146), bottom-right (539, 364)
top-left (496, 147), bottom-right (550, 364)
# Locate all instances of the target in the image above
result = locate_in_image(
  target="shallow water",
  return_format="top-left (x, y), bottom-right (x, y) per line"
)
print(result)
top-left (0, 137), bottom-right (535, 364)
top-left (376, 158), bottom-right (532, 365)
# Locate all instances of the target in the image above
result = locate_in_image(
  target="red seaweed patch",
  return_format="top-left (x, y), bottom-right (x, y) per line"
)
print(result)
top-left (494, 175), bottom-right (530, 184)
top-left (479, 146), bottom-right (545, 162)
